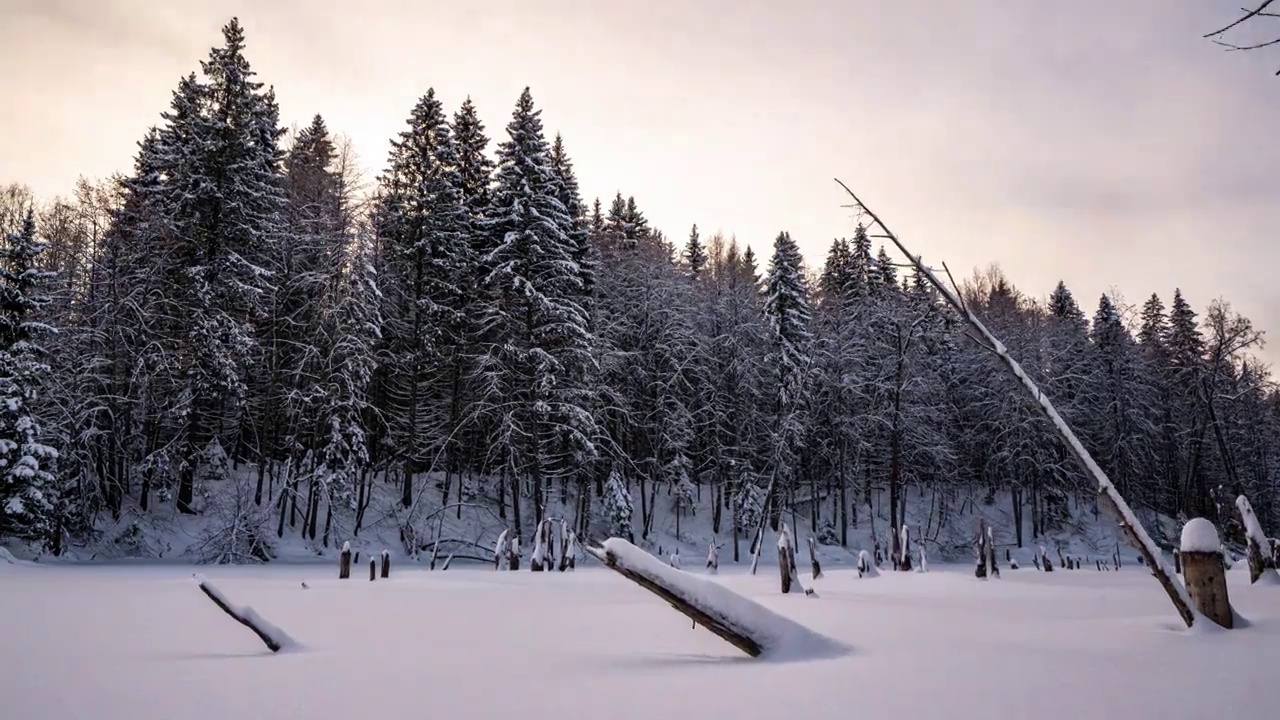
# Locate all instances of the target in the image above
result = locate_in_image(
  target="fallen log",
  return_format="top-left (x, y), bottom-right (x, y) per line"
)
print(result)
top-left (584, 538), bottom-right (840, 660)
top-left (193, 574), bottom-right (294, 653)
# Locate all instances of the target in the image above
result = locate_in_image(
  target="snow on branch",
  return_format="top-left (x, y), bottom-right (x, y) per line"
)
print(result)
top-left (585, 538), bottom-right (843, 661)
top-left (193, 574), bottom-right (295, 652)
top-left (834, 178), bottom-right (1197, 629)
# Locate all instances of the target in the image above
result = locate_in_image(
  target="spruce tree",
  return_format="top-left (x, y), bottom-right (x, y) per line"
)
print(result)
top-left (375, 88), bottom-right (472, 507)
top-left (763, 231), bottom-right (812, 409)
top-left (683, 224), bottom-right (707, 279)
top-left (0, 211), bottom-right (58, 540)
top-left (145, 18), bottom-right (287, 513)
top-left (478, 87), bottom-right (598, 531)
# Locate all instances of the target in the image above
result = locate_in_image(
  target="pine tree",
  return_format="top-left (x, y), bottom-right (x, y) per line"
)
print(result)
top-left (0, 211), bottom-right (59, 540)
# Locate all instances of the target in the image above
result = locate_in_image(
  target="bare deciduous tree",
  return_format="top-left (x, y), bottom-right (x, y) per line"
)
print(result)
top-left (1206, 1), bottom-right (1280, 75)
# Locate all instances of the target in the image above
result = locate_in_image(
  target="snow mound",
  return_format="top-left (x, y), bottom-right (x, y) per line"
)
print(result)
top-left (0, 547), bottom-right (16, 564)
top-left (1181, 518), bottom-right (1220, 553)
top-left (599, 538), bottom-right (846, 662)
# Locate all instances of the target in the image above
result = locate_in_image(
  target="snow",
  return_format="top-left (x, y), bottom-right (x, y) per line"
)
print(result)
top-left (3, 560), bottom-right (1279, 720)
top-left (1181, 518), bottom-right (1221, 553)
top-left (600, 537), bottom-right (843, 661)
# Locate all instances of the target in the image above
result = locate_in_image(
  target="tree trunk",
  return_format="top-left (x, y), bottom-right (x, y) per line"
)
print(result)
top-left (1182, 550), bottom-right (1233, 629)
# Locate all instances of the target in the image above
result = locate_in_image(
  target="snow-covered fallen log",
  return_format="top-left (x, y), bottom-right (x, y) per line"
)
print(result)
top-left (193, 574), bottom-right (295, 652)
top-left (584, 538), bottom-right (843, 660)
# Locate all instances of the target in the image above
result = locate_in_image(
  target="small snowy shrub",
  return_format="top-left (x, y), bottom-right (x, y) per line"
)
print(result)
top-left (601, 466), bottom-right (634, 540)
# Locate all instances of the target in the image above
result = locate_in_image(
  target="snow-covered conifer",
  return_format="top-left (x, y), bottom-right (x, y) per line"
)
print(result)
top-left (0, 211), bottom-right (59, 540)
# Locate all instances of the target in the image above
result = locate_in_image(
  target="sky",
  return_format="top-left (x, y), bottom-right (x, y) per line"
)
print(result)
top-left (1, 0), bottom-right (1276, 362)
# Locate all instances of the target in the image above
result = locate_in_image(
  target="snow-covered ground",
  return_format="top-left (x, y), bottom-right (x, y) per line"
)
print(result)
top-left (3, 556), bottom-right (1278, 720)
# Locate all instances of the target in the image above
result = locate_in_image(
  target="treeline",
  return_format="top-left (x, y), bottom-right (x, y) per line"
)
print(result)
top-left (1, 19), bottom-right (1276, 559)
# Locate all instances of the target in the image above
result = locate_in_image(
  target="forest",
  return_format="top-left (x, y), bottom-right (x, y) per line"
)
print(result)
top-left (1, 18), bottom-right (1276, 562)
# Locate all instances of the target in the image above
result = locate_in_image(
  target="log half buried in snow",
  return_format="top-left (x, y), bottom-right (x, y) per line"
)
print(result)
top-left (193, 574), bottom-right (295, 653)
top-left (584, 538), bottom-right (844, 661)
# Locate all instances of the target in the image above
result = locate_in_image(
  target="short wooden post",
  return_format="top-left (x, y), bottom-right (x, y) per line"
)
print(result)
top-left (1235, 495), bottom-right (1279, 584)
top-left (508, 537), bottom-right (520, 571)
top-left (898, 525), bottom-right (913, 572)
top-left (380, 550), bottom-right (390, 579)
top-left (807, 537), bottom-right (822, 580)
top-left (778, 536), bottom-right (794, 594)
top-left (369, 557), bottom-right (377, 582)
top-left (339, 542), bottom-right (352, 580)
top-left (1180, 518), bottom-right (1233, 629)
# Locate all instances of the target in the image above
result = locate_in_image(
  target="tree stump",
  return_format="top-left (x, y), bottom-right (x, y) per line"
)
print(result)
top-left (1181, 518), bottom-right (1233, 629)
top-left (778, 541), bottom-right (793, 594)
top-left (380, 550), bottom-right (390, 579)
top-left (339, 543), bottom-right (351, 580)
top-left (1235, 495), bottom-right (1278, 584)
top-left (508, 537), bottom-right (520, 571)
top-left (807, 537), bottom-right (822, 580)
top-left (369, 558), bottom-right (377, 582)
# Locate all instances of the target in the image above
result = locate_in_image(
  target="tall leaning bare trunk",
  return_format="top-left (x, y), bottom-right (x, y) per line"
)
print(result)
top-left (835, 179), bottom-right (1197, 629)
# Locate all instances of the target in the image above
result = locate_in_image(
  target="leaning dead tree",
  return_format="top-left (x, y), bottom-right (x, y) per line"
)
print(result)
top-left (1206, 1), bottom-right (1280, 75)
top-left (835, 179), bottom-right (1198, 629)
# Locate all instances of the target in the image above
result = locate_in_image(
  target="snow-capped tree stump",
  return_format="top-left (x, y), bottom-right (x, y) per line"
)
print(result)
top-left (193, 575), bottom-right (293, 653)
top-left (1180, 518), bottom-right (1233, 629)
top-left (494, 529), bottom-right (509, 570)
top-left (807, 537), bottom-right (822, 580)
top-left (776, 524), bottom-right (816, 596)
top-left (531, 520), bottom-right (550, 572)
top-left (1235, 495), bottom-right (1278, 584)
top-left (560, 527), bottom-right (578, 572)
top-left (897, 525), bottom-right (913, 572)
top-left (508, 537), bottom-right (520, 571)
top-left (974, 521), bottom-right (990, 579)
top-left (778, 533), bottom-right (795, 594)
top-left (369, 557), bottom-right (377, 581)
top-left (857, 550), bottom-right (879, 578)
top-left (706, 541), bottom-right (720, 574)
top-left (339, 542), bottom-right (351, 580)
top-left (380, 550), bottom-right (390, 579)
